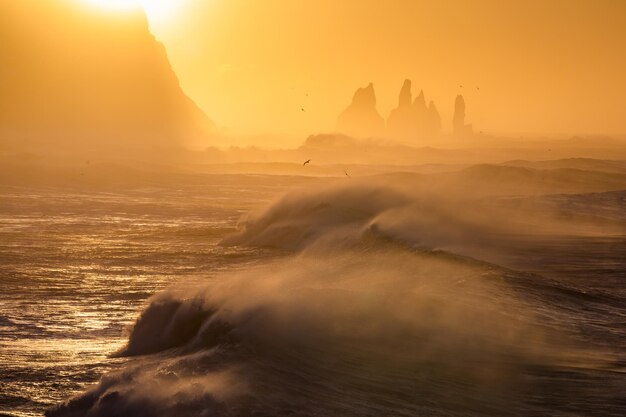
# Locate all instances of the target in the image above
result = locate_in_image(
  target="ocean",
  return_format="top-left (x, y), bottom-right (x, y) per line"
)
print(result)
top-left (1, 171), bottom-right (625, 416)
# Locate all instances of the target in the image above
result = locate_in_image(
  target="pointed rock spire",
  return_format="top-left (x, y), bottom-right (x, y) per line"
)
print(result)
top-left (413, 89), bottom-right (427, 111)
top-left (453, 94), bottom-right (472, 136)
top-left (427, 101), bottom-right (442, 135)
top-left (336, 83), bottom-right (385, 138)
top-left (387, 79), bottom-right (419, 141)
top-left (453, 95), bottom-right (466, 131)
top-left (398, 79), bottom-right (413, 108)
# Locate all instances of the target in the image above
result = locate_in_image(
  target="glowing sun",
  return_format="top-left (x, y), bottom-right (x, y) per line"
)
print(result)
top-left (85, 0), bottom-right (180, 24)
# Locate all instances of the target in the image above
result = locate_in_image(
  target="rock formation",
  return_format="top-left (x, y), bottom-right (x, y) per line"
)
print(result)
top-left (0, 0), bottom-right (215, 151)
top-left (338, 81), bottom-right (474, 142)
top-left (386, 80), bottom-right (441, 142)
top-left (426, 101), bottom-right (442, 136)
top-left (387, 79), bottom-right (419, 140)
top-left (413, 89), bottom-right (429, 135)
top-left (453, 95), bottom-right (472, 136)
top-left (336, 83), bottom-right (385, 138)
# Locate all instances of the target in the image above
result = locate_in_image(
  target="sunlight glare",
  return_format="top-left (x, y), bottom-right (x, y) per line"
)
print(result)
top-left (85, 0), bottom-right (181, 25)
top-left (86, 0), bottom-right (142, 12)
top-left (142, 0), bottom-right (181, 25)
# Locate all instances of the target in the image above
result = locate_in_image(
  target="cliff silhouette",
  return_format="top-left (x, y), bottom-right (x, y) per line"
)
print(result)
top-left (0, 1), bottom-right (214, 151)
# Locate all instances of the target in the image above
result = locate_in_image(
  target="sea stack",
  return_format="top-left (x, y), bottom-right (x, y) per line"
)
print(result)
top-left (336, 83), bottom-right (385, 138)
top-left (426, 101), bottom-right (442, 136)
top-left (387, 79), bottom-right (419, 141)
top-left (453, 95), bottom-right (473, 136)
top-left (387, 80), bottom-right (441, 142)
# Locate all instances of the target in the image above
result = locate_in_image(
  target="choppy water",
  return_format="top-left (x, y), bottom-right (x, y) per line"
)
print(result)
top-left (0, 177), bottom-right (305, 416)
top-left (1, 176), bottom-right (625, 417)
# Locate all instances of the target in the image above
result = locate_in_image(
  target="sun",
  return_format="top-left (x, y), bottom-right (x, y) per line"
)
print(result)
top-left (86, 0), bottom-right (142, 11)
top-left (84, 0), bottom-right (181, 24)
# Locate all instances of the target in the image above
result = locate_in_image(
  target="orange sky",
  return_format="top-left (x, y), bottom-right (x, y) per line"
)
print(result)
top-left (98, 1), bottom-right (626, 142)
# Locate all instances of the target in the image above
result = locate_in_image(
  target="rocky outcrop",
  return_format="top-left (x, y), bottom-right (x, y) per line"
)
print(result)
top-left (426, 101), bottom-right (442, 136)
top-left (413, 89), bottom-right (428, 135)
top-left (336, 83), bottom-right (385, 138)
top-left (386, 80), bottom-right (441, 142)
top-left (387, 79), bottom-right (418, 140)
top-left (337, 81), bottom-right (476, 142)
top-left (453, 95), bottom-right (472, 136)
top-left (0, 1), bottom-right (215, 151)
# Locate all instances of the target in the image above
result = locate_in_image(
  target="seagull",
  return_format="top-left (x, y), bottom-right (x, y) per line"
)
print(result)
top-left (303, 160), bottom-right (311, 166)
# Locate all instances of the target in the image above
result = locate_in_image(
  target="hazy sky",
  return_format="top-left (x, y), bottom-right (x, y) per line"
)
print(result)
top-left (130, 1), bottom-right (626, 139)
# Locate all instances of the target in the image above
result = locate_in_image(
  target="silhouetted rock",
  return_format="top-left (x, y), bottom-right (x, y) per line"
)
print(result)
top-left (387, 79), bottom-right (418, 140)
top-left (453, 95), bottom-right (473, 136)
top-left (453, 95), bottom-right (466, 132)
top-left (426, 101), bottom-right (442, 135)
top-left (414, 90), bottom-right (427, 112)
top-left (0, 1), bottom-right (215, 151)
top-left (387, 81), bottom-right (441, 142)
top-left (413, 89), bottom-right (430, 137)
top-left (398, 79), bottom-right (413, 108)
top-left (336, 83), bottom-right (385, 138)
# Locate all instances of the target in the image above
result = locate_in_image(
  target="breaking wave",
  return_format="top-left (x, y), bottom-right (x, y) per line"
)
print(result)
top-left (48, 180), bottom-right (625, 417)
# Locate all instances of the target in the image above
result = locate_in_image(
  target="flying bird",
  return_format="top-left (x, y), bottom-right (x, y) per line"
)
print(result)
top-left (344, 170), bottom-right (351, 178)
top-left (303, 160), bottom-right (311, 166)
top-left (301, 108), bottom-right (306, 112)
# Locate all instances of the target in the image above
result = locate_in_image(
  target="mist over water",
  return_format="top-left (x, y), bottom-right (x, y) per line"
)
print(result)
top-left (0, 177), bottom-right (293, 416)
top-left (27, 170), bottom-right (625, 417)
